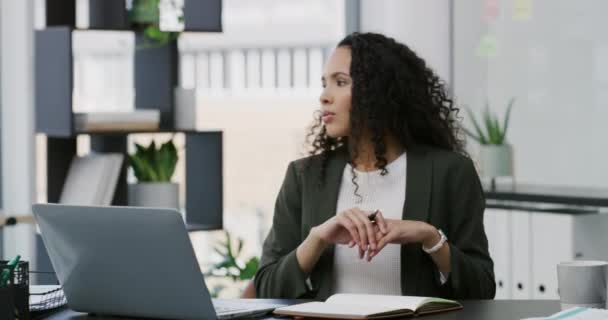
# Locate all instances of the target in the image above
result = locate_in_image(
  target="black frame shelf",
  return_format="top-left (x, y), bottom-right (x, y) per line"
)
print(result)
top-left (43, 131), bottom-right (224, 230)
top-left (35, 0), bottom-right (225, 285)
top-left (35, 27), bottom-right (179, 135)
top-left (45, 0), bottom-right (223, 32)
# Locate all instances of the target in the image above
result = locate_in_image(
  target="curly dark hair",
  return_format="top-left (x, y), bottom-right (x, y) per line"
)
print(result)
top-left (306, 32), bottom-right (466, 192)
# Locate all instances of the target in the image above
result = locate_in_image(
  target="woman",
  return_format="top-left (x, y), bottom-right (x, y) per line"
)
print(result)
top-left (253, 32), bottom-right (495, 300)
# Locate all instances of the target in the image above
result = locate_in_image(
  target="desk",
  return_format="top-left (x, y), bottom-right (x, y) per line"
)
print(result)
top-left (38, 300), bottom-right (560, 320)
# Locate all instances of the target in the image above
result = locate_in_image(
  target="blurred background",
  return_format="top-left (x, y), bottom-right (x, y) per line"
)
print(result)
top-left (2, 0), bottom-right (608, 299)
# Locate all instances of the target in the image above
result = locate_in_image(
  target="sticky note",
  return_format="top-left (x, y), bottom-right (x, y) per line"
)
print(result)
top-left (483, 0), bottom-right (500, 22)
top-left (475, 34), bottom-right (498, 58)
top-left (513, 0), bottom-right (532, 21)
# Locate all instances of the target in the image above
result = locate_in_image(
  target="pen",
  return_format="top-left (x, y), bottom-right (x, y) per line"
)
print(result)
top-left (0, 255), bottom-right (21, 287)
top-left (368, 210), bottom-right (379, 223)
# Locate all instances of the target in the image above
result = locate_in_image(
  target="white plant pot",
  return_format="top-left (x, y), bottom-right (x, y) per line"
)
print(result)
top-left (479, 144), bottom-right (514, 178)
top-left (128, 182), bottom-right (179, 209)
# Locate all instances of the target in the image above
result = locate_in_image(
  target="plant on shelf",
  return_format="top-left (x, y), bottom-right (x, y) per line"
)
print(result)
top-left (129, 139), bottom-right (178, 182)
top-left (127, 138), bottom-right (180, 209)
top-left (128, 0), bottom-right (183, 47)
top-left (463, 98), bottom-right (516, 184)
top-left (463, 98), bottom-right (515, 146)
top-left (205, 231), bottom-right (259, 298)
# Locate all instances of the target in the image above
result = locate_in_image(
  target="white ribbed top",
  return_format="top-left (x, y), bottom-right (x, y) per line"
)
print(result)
top-left (332, 152), bottom-right (406, 295)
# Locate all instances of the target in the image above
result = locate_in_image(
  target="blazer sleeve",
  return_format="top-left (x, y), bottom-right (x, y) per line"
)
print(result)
top-left (254, 161), bottom-right (311, 298)
top-left (440, 158), bottom-right (496, 299)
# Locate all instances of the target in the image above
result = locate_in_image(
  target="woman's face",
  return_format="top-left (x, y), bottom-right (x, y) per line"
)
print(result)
top-left (320, 46), bottom-right (352, 138)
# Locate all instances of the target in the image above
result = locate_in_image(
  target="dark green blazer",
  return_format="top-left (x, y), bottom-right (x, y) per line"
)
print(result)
top-left (254, 145), bottom-right (495, 300)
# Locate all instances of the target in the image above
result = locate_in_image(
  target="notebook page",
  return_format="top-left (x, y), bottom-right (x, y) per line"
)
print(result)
top-left (275, 301), bottom-right (401, 319)
top-left (327, 294), bottom-right (430, 311)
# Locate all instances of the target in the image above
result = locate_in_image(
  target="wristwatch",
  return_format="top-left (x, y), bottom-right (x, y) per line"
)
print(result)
top-left (422, 229), bottom-right (447, 254)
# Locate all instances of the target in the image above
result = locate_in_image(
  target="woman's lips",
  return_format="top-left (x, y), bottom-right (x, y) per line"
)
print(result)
top-left (322, 112), bottom-right (336, 123)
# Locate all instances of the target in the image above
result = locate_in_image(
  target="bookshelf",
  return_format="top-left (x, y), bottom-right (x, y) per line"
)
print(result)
top-left (34, 0), bottom-right (224, 284)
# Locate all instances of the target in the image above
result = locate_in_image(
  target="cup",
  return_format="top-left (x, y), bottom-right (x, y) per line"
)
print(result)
top-left (557, 260), bottom-right (608, 310)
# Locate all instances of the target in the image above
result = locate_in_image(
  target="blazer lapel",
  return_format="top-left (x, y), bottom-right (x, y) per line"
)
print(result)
top-left (403, 146), bottom-right (432, 222)
top-left (312, 148), bottom-right (348, 299)
top-left (401, 146), bottom-right (432, 294)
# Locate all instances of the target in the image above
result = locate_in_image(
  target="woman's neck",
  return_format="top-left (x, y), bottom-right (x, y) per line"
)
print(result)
top-left (352, 135), bottom-right (404, 172)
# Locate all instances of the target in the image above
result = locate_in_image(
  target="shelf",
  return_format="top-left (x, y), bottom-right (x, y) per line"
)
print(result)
top-left (35, 27), bottom-right (178, 136)
top-left (186, 223), bottom-right (223, 232)
top-left (45, 0), bottom-right (222, 32)
top-left (39, 126), bottom-right (217, 138)
top-left (44, 132), bottom-right (223, 230)
top-left (484, 182), bottom-right (608, 208)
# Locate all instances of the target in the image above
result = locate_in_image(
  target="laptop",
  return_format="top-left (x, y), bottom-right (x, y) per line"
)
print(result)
top-left (32, 203), bottom-right (283, 319)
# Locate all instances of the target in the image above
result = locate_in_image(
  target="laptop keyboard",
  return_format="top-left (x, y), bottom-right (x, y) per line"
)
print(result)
top-left (213, 300), bottom-right (251, 313)
top-left (212, 299), bottom-right (285, 318)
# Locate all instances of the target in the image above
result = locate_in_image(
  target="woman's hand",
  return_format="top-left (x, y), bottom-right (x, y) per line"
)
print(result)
top-left (366, 219), bottom-right (440, 261)
top-left (310, 208), bottom-right (388, 257)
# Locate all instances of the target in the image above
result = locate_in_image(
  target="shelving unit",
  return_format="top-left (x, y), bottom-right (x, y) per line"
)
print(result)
top-left (34, 0), bottom-right (224, 283)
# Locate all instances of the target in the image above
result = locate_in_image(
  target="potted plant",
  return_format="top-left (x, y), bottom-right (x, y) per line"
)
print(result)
top-left (463, 98), bottom-right (515, 187)
top-left (129, 0), bottom-right (183, 48)
top-left (127, 138), bottom-right (179, 209)
top-left (205, 231), bottom-right (259, 298)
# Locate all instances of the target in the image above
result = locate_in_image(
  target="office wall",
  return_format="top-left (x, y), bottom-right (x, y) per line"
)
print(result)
top-left (454, 0), bottom-right (608, 188)
top-left (0, 0), bottom-right (3, 258)
top-left (1, 0), bottom-right (37, 261)
top-left (360, 0), bottom-right (451, 85)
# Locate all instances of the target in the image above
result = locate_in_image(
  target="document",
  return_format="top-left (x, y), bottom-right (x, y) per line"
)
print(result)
top-left (274, 294), bottom-right (462, 319)
top-left (522, 307), bottom-right (608, 320)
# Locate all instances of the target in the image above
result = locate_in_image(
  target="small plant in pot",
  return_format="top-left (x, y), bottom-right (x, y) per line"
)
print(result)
top-left (463, 98), bottom-right (515, 189)
top-left (127, 138), bottom-right (179, 209)
top-left (205, 231), bottom-right (259, 298)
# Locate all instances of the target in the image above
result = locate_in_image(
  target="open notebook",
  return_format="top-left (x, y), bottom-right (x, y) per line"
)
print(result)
top-left (274, 294), bottom-right (462, 319)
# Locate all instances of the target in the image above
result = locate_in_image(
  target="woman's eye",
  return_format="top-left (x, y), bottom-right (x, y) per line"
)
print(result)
top-left (337, 80), bottom-right (347, 86)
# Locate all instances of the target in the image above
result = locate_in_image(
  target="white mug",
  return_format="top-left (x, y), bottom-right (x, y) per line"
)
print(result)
top-left (557, 260), bottom-right (608, 310)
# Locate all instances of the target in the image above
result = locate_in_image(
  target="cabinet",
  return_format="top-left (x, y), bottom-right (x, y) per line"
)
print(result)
top-left (485, 206), bottom-right (608, 300)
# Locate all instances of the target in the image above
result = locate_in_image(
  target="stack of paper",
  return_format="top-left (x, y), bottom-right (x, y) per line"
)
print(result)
top-left (522, 307), bottom-right (608, 320)
top-left (59, 153), bottom-right (124, 205)
top-left (74, 110), bottom-right (160, 132)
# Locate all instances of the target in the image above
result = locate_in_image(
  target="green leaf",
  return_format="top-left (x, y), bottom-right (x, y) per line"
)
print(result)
top-left (483, 104), bottom-right (499, 144)
top-left (500, 98), bottom-right (515, 143)
top-left (237, 238), bottom-right (244, 256)
top-left (466, 107), bottom-right (488, 144)
top-left (225, 232), bottom-right (233, 258)
top-left (213, 246), bottom-right (227, 257)
top-left (128, 154), bottom-right (157, 182)
top-left (155, 140), bottom-right (178, 182)
top-left (493, 117), bottom-right (501, 144)
top-left (128, 139), bottom-right (179, 182)
top-left (239, 257), bottom-right (259, 280)
top-left (130, 0), bottom-right (160, 24)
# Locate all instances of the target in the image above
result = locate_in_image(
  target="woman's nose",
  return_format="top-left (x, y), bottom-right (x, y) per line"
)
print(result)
top-left (320, 89), bottom-right (333, 105)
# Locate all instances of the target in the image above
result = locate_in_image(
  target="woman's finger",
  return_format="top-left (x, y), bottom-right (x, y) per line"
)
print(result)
top-left (374, 211), bottom-right (388, 234)
top-left (375, 231), bottom-right (395, 254)
top-left (337, 214), bottom-right (360, 246)
top-left (351, 209), bottom-right (377, 251)
top-left (345, 210), bottom-right (369, 251)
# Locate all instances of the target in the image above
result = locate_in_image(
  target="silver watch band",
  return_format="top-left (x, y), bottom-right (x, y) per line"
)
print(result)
top-left (423, 229), bottom-right (447, 254)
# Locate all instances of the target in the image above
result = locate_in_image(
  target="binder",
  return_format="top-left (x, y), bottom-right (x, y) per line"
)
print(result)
top-left (511, 211), bottom-right (532, 299)
top-left (485, 208), bottom-right (512, 299)
top-left (531, 213), bottom-right (573, 299)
